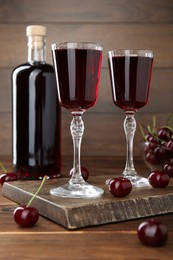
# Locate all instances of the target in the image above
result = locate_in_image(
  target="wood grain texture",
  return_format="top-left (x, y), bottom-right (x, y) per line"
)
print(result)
top-left (0, 155), bottom-right (147, 178)
top-left (2, 174), bottom-right (173, 229)
top-left (0, 156), bottom-right (173, 259)
top-left (0, 232), bottom-right (172, 259)
top-left (0, 24), bottom-right (173, 68)
top-left (0, 0), bottom-right (172, 157)
top-left (0, 112), bottom-right (170, 156)
top-left (0, 0), bottom-right (173, 23)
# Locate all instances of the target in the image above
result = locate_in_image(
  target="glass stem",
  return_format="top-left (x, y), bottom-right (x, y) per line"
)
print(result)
top-left (70, 112), bottom-right (85, 185)
top-left (123, 113), bottom-right (137, 177)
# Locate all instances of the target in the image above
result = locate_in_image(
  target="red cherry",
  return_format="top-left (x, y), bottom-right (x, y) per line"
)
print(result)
top-left (13, 176), bottom-right (47, 228)
top-left (144, 141), bottom-right (158, 154)
top-left (0, 172), bottom-right (18, 185)
top-left (109, 177), bottom-right (132, 197)
top-left (13, 206), bottom-right (39, 227)
top-left (70, 166), bottom-right (89, 181)
top-left (145, 152), bottom-right (159, 165)
top-left (148, 171), bottom-right (169, 188)
top-left (166, 139), bottom-right (173, 152)
top-left (165, 157), bottom-right (173, 164)
top-left (163, 163), bottom-right (173, 177)
top-left (157, 127), bottom-right (172, 142)
top-left (81, 166), bottom-right (89, 181)
top-left (145, 133), bottom-right (157, 142)
top-left (137, 219), bottom-right (168, 247)
top-left (148, 141), bottom-right (158, 151)
top-left (154, 146), bottom-right (167, 163)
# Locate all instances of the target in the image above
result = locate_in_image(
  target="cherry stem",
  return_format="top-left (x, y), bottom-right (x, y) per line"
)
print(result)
top-left (166, 113), bottom-right (173, 128)
top-left (26, 176), bottom-right (47, 207)
top-left (152, 115), bottom-right (157, 134)
top-left (139, 123), bottom-right (146, 141)
top-left (0, 162), bottom-right (7, 173)
top-left (162, 125), bottom-right (173, 132)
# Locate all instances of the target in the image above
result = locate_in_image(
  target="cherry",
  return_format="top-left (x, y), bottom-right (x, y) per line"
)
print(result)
top-left (13, 176), bottom-right (47, 228)
top-left (70, 166), bottom-right (89, 181)
top-left (148, 171), bottom-right (169, 188)
top-left (109, 177), bottom-right (132, 197)
top-left (148, 141), bottom-right (158, 151)
top-left (154, 146), bottom-right (167, 163)
top-left (145, 133), bottom-right (157, 142)
top-left (157, 127), bottom-right (172, 142)
top-left (81, 166), bottom-right (89, 181)
top-left (163, 163), bottom-right (173, 177)
top-left (140, 117), bottom-right (173, 172)
top-left (145, 152), bottom-right (159, 165)
top-left (0, 162), bottom-right (18, 185)
top-left (144, 141), bottom-right (158, 154)
top-left (13, 206), bottom-right (39, 228)
top-left (165, 157), bottom-right (173, 164)
top-left (166, 139), bottom-right (173, 152)
top-left (137, 219), bottom-right (168, 247)
top-left (0, 172), bottom-right (18, 185)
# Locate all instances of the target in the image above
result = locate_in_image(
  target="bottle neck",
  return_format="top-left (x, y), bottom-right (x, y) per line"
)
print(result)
top-left (27, 35), bottom-right (46, 64)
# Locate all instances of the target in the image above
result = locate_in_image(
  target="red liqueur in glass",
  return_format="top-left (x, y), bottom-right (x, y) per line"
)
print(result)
top-left (108, 50), bottom-right (153, 187)
top-left (53, 48), bottom-right (102, 111)
top-left (109, 56), bottom-right (153, 112)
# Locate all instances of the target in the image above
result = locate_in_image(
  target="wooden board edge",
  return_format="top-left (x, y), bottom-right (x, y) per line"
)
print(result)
top-left (2, 181), bottom-right (173, 230)
top-left (1, 182), bottom-right (71, 229)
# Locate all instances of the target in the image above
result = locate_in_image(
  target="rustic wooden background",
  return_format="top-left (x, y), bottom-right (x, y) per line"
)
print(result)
top-left (0, 0), bottom-right (173, 160)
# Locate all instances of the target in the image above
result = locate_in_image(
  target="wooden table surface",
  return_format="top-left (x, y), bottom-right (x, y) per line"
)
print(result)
top-left (0, 156), bottom-right (173, 259)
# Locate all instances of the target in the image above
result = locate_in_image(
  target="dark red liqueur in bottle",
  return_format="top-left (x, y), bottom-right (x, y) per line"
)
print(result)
top-left (109, 56), bottom-right (153, 112)
top-left (12, 26), bottom-right (61, 180)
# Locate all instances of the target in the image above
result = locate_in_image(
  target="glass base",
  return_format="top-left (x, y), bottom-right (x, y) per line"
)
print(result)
top-left (50, 181), bottom-right (104, 198)
top-left (123, 174), bottom-right (150, 188)
top-left (106, 174), bottom-right (151, 188)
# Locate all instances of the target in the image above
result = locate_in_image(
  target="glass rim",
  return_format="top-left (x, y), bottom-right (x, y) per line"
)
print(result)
top-left (108, 49), bottom-right (153, 58)
top-left (51, 42), bottom-right (103, 51)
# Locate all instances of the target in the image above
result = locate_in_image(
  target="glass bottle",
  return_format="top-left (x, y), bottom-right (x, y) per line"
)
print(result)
top-left (12, 25), bottom-right (61, 179)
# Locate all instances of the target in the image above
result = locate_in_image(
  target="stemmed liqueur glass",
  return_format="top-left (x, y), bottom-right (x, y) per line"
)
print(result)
top-left (51, 42), bottom-right (104, 198)
top-left (108, 50), bottom-right (153, 187)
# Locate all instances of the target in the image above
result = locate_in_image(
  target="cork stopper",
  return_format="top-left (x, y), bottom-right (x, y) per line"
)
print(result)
top-left (26, 25), bottom-right (47, 37)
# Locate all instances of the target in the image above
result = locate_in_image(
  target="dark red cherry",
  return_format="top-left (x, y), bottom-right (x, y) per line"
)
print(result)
top-left (165, 157), bottom-right (173, 164)
top-left (166, 139), bottom-right (173, 152)
top-left (154, 146), bottom-right (167, 163)
top-left (145, 152), bottom-right (159, 165)
top-left (145, 133), bottom-right (152, 141)
top-left (148, 171), bottom-right (169, 188)
top-left (137, 219), bottom-right (168, 247)
top-left (148, 141), bottom-right (158, 151)
top-left (145, 133), bottom-right (157, 142)
top-left (13, 206), bottom-right (39, 227)
top-left (144, 143), bottom-right (150, 154)
top-left (144, 141), bottom-right (158, 154)
top-left (109, 177), bottom-right (132, 197)
top-left (70, 166), bottom-right (89, 181)
top-left (13, 176), bottom-right (47, 228)
top-left (163, 163), bottom-right (173, 177)
top-left (157, 127), bottom-right (172, 142)
top-left (81, 166), bottom-right (89, 181)
top-left (0, 172), bottom-right (18, 185)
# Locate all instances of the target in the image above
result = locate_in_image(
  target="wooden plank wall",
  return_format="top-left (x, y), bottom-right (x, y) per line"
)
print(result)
top-left (0, 0), bottom-right (173, 159)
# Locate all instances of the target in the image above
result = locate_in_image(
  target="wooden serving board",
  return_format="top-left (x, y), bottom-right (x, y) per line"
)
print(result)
top-left (2, 175), bottom-right (173, 229)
